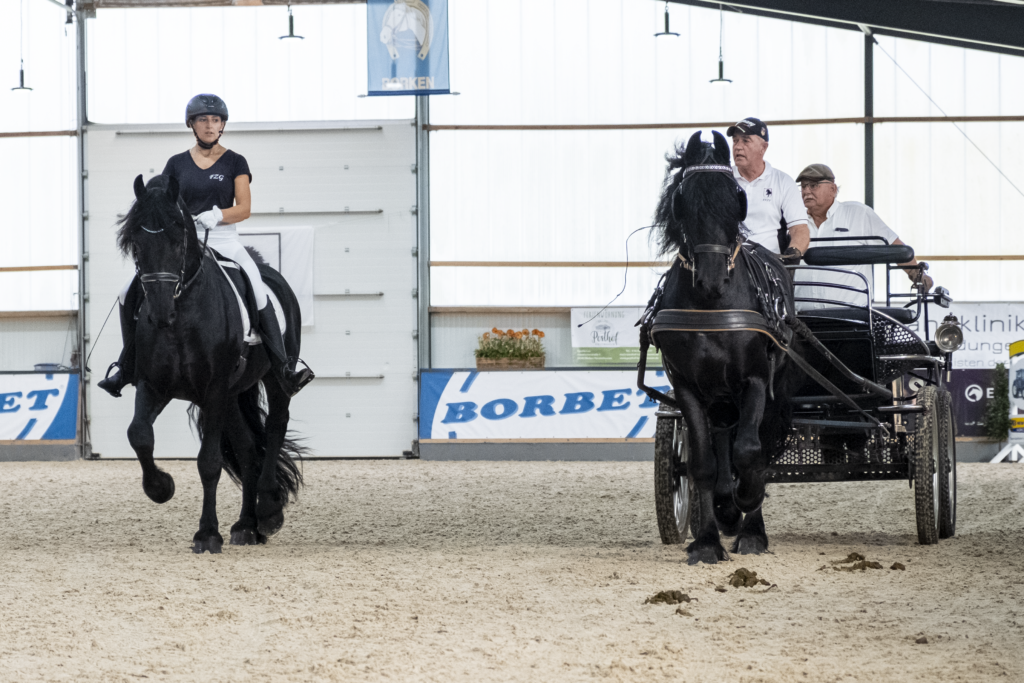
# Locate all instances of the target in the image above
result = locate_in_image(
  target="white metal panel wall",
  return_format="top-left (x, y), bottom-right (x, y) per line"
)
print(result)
top-left (86, 121), bottom-right (417, 458)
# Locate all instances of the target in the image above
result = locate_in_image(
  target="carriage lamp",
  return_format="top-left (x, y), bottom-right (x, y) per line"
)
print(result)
top-left (935, 314), bottom-right (964, 353)
top-left (935, 314), bottom-right (963, 382)
top-left (654, 1), bottom-right (679, 37)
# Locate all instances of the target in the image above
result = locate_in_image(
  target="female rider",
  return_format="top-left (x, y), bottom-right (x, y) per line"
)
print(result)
top-left (99, 94), bottom-right (313, 398)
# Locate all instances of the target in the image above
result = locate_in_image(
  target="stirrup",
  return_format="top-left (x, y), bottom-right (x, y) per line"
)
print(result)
top-left (97, 362), bottom-right (124, 398)
top-left (285, 358), bottom-right (315, 397)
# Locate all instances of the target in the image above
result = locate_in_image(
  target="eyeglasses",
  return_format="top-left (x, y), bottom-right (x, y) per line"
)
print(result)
top-left (800, 181), bottom-right (833, 191)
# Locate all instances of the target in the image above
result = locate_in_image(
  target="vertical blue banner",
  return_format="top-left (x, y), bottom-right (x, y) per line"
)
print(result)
top-left (367, 0), bottom-right (450, 96)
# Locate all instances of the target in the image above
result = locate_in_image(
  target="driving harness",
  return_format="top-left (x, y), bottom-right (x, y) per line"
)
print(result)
top-left (636, 161), bottom-right (891, 428)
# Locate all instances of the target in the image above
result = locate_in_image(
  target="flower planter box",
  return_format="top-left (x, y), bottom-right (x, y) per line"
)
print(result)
top-left (475, 356), bottom-right (545, 371)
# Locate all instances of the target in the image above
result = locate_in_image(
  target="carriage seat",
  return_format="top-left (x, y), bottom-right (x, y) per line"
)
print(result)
top-left (798, 306), bottom-right (917, 326)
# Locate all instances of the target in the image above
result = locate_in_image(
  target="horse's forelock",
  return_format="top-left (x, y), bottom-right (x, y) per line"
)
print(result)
top-left (115, 181), bottom-right (189, 259)
top-left (654, 138), bottom-right (745, 258)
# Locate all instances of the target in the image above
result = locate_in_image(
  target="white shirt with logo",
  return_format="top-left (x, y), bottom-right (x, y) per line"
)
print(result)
top-left (733, 161), bottom-right (807, 254)
top-left (794, 199), bottom-right (899, 310)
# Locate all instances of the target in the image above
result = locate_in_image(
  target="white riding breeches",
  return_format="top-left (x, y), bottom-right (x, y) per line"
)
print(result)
top-left (118, 226), bottom-right (269, 310)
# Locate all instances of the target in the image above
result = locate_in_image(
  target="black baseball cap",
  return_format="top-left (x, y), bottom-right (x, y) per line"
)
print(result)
top-left (726, 117), bottom-right (768, 142)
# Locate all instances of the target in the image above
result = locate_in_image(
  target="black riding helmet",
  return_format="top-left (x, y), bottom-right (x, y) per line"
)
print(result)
top-left (185, 94), bottom-right (229, 126)
top-left (186, 94), bottom-right (228, 149)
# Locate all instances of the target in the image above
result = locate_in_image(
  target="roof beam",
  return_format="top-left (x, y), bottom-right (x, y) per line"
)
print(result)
top-left (672, 0), bottom-right (1024, 55)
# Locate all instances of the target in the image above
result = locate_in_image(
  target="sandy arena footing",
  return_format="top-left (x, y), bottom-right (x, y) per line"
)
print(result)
top-left (1, 460), bottom-right (1022, 682)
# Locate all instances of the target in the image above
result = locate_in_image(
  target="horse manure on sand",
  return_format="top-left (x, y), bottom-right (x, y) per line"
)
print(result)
top-left (829, 553), bottom-right (885, 571)
top-left (728, 568), bottom-right (770, 588)
top-left (644, 590), bottom-right (692, 605)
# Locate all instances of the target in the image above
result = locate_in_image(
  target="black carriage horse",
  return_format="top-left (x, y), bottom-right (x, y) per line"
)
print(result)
top-left (115, 174), bottom-right (304, 553)
top-left (641, 131), bottom-right (802, 564)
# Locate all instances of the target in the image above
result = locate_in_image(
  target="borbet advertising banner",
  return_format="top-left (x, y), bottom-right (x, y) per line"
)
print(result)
top-left (419, 370), bottom-right (670, 440)
top-left (0, 373), bottom-right (79, 441)
top-left (367, 0), bottom-right (450, 96)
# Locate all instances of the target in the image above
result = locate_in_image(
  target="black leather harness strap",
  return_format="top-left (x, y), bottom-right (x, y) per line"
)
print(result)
top-left (638, 306), bottom-right (891, 432)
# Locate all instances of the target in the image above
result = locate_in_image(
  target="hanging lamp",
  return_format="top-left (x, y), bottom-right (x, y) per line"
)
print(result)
top-left (709, 5), bottom-right (732, 83)
top-left (12, 0), bottom-right (32, 91)
top-left (654, 1), bottom-right (679, 38)
top-left (279, 3), bottom-right (304, 40)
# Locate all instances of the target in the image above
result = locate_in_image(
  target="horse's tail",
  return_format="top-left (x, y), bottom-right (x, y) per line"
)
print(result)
top-left (187, 383), bottom-right (305, 500)
top-left (235, 382), bottom-right (305, 501)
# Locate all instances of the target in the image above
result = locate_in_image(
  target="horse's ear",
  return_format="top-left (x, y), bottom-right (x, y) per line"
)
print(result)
top-left (133, 174), bottom-right (146, 200)
top-left (712, 130), bottom-right (731, 165)
top-left (166, 176), bottom-right (180, 203)
top-left (683, 131), bottom-right (704, 166)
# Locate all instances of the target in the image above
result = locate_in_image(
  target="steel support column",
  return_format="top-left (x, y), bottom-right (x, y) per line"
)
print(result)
top-left (415, 96), bottom-right (430, 371)
top-left (75, 7), bottom-right (90, 458)
top-left (864, 31), bottom-right (875, 208)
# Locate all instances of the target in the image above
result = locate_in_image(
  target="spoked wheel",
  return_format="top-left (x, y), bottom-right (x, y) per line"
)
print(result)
top-left (936, 389), bottom-right (957, 538)
top-left (654, 414), bottom-right (695, 545)
top-left (913, 385), bottom-right (941, 545)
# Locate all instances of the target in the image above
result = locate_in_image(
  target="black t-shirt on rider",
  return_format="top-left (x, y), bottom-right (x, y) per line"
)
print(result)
top-left (161, 149), bottom-right (252, 216)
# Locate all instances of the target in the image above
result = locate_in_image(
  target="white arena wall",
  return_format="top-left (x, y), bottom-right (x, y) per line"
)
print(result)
top-left (85, 120), bottom-right (418, 458)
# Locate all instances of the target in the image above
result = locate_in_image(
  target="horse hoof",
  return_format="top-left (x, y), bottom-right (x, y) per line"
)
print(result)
top-left (733, 535), bottom-right (768, 555)
top-left (257, 512), bottom-right (284, 538)
top-left (686, 544), bottom-right (729, 566)
top-left (142, 471), bottom-right (175, 504)
top-left (230, 529), bottom-right (267, 546)
top-left (192, 535), bottom-right (223, 554)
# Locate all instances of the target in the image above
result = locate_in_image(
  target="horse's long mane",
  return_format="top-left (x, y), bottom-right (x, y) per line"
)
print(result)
top-left (116, 174), bottom-right (198, 260)
top-left (653, 130), bottom-right (747, 258)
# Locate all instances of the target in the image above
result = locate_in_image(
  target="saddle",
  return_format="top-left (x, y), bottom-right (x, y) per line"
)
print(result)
top-left (209, 249), bottom-right (287, 346)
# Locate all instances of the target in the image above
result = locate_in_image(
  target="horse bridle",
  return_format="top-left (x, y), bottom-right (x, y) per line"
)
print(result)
top-left (674, 162), bottom-right (745, 276)
top-left (134, 197), bottom-right (210, 300)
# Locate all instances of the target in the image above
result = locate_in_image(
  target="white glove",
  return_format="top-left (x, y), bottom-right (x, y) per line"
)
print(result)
top-left (194, 206), bottom-right (223, 231)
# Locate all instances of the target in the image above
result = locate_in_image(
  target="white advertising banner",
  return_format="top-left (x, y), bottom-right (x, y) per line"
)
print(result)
top-left (0, 373), bottom-right (79, 441)
top-left (903, 302), bottom-right (1024, 370)
top-left (419, 369), bottom-right (671, 440)
top-left (570, 307), bottom-right (659, 366)
top-left (238, 226), bottom-right (315, 327)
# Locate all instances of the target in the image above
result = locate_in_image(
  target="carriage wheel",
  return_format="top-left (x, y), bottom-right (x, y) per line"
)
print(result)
top-left (936, 389), bottom-right (957, 539)
top-left (913, 385), bottom-right (941, 545)
top-left (654, 415), bottom-right (693, 545)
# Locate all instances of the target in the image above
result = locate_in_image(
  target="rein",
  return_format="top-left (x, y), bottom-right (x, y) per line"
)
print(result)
top-left (135, 197), bottom-right (211, 300)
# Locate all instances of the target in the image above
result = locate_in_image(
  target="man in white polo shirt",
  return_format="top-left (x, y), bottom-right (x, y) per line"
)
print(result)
top-left (794, 162), bottom-right (932, 310)
top-left (726, 117), bottom-right (809, 262)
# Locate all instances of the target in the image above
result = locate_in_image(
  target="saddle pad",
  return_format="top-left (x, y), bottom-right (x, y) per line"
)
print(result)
top-left (214, 259), bottom-right (288, 339)
top-left (214, 259), bottom-right (260, 345)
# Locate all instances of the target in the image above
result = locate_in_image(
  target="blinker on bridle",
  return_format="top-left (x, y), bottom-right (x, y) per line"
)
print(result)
top-left (674, 162), bottom-right (744, 277)
top-left (134, 196), bottom-right (210, 300)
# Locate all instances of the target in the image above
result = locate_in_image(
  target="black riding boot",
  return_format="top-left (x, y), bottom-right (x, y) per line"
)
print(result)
top-left (258, 301), bottom-right (313, 397)
top-left (98, 303), bottom-right (137, 398)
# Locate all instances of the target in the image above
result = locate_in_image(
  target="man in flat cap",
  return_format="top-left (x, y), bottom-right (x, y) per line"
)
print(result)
top-left (726, 117), bottom-right (809, 263)
top-left (795, 162), bottom-right (932, 309)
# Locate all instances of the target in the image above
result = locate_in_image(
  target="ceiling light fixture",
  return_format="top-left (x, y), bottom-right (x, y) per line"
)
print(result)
top-left (12, 0), bottom-right (32, 91)
top-left (279, 3), bottom-right (304, 40)
top-left (654, 1), bottom-right (679, 38)
top-left (709, 5), bottom-right (732, 83)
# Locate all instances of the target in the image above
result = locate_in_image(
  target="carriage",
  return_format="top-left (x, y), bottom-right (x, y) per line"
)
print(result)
top-left (646, 239), bottom-right (965, 547)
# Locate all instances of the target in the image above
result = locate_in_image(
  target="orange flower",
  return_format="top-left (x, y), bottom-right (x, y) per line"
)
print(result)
top-left (482, 332), bottom-right (490, 339)
top-left (506, 329), bottom-right (515, 336)
top-left (531, 328), bottom-right (542, 336)
top-left (514, 332), bottom-right (522, 339)
top-left (491, 327), bottom-right (501, 335)
top-left (522, 328), bottom-right (530, 335)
